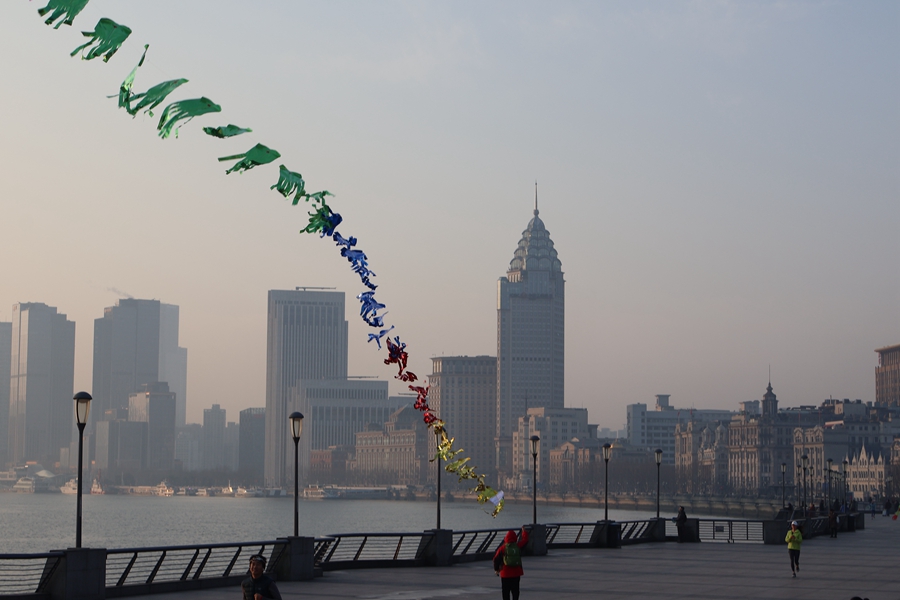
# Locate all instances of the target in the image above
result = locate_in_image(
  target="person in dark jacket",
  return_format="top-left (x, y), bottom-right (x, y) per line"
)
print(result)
top-left (828, 509), bottom-right (838, 538)
top-left (675, 506), bottom-right (688, 542)
top-left (493, 527), bottom-right (529, 600)
top-left (241, 555), bottom-right (282, 600)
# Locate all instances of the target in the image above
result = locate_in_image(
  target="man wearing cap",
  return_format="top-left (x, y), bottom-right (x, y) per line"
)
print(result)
top-left (241, 555), bottom-right (282, 600)
top-left (785, 521), bottom-right (803, 578)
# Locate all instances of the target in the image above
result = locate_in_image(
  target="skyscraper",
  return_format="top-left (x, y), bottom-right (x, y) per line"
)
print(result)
top-left (128, 382), bottom-right (177, 471)
top-left (8, 303), bottom-right (76, 467)
top-left (429, 356), bottom-right (497, 482)
top-left (0, 322), bottom-right (11, 468)
top-left (203, 404), bottom-right (227, 471)
top-left (92, 299), bottom-right (188, 431)
top-left (496, 193), bottom-right (565, 478)
top-left (264, 289), bottom-right (348, 487)
top-left (239, 407), bottom-right (265, 480)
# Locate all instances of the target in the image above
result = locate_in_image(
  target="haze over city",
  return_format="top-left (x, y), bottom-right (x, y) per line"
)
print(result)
top-left (0, 1), bottom-right (896, 428)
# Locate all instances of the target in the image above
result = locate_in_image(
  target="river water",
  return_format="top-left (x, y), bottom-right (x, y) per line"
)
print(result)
top-left (0, 493), bottom-right (685, 554)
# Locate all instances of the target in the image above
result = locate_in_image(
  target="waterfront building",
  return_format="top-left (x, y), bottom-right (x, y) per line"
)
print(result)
top-left (287, 380), bottom-right (404, 483)
top-left (429, 356), bottom-right (497, 481)
top-left (8, 303), bottom-right (76, 467)
top-left (95, 419), bottom-right (147, 471)
top-left (174, 424), bottom-right (202, 471)
top-left (202, 404), bottom-right (227, 470)
top-left (512, 407), bottom-right (590, 490)
top-left (675, 420), bottom-right (729, 495)
top-left (264, 289), bottom-right (348, 487)
top-left (727, 383), bottom-right (823, 496)
top-left (128, 382), bottom-right (177, 471)
top-left (239, 407), bottom-right (265, 479)
top-left (846, 445), bottom-right (886, 500)
top-left (224, 421), bottom-right (239, 472)
top-left (876, 344), bottom-right (900, 406)
top-left (496, 194), bottom-right (565, 478)
top-left (310, 446), bottom-right (352, 484)
top-left (92, 299), bottom-right (188, 431)
top-left (353, 406), bottom-right (429, 486)
top-left (0, 322), bottom-right (10, 468)
top-left (627, 395), bottom-right (734, 465)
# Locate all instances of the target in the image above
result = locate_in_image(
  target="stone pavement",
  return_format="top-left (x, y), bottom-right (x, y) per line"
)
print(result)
top-left (131, 516), bottom-right (900, 600)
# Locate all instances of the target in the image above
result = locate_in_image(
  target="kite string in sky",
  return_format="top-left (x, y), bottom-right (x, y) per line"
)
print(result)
top-left (32, 0), bottom-right (504, 516)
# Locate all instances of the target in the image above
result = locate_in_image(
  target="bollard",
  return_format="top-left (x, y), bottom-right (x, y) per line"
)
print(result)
top-left (45, 548), bottom-right (106, 600)
top-left (524, 524), bottom-right (547, 556)
top-left (274, 537), bottom-right (316, 581)
top-left (418, 529), bottom-right (454, 566)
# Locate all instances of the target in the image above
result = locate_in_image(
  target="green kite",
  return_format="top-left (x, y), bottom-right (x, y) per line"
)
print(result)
top-left (203, 125), bottom-right (253, 139)
top-left (271, 165), bottom-right (307, 204)
top-left (157, 98), bottom-right (221, 139)
top-left (37, 0), bottom-right (89, 29)
top-left (71, 18), bottom-right (132, 62)
top-left (219, 143), bottom-right (281, 174)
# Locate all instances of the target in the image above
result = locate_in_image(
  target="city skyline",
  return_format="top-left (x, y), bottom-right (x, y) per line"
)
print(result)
top-left (0, 2), bottom-right (896, 430)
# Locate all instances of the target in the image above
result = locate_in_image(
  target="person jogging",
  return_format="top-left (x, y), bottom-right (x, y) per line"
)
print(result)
top-left (785, 520), bottom-right (803, 578)
top-left (493, 526), bottom-right (529, 600)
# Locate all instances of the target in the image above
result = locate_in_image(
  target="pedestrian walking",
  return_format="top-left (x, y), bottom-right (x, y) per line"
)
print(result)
top-left (785, 520), bottom-right (803, 577)
top-left (241, 555), bottom-right (282, 600)
top-left (675, 506), bottom-right (688, 542)
top-left (493, 526), bottom-right (529, 600)
top-left (828, 509), bottom-right (838, 538)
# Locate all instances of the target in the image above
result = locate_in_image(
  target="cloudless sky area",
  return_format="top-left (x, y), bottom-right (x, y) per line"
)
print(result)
top-left (1, 1), bottom-right (897, 428)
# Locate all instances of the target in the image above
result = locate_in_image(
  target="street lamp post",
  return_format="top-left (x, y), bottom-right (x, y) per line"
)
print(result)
top-left (530, 435), bottom-right (540, 525)
top-left (781, 463), bottom-right (786, 509)
top-left (602, 443), bottom-right (612, 522)
top-left (801, 454), bottom-right (809, 514)
top-left (73, 391), bottom-right (92, 549)
top-left (826, 458), bottom-right (833, 509)
top-left (289, 412), bottom-right (304, 538)
top-left (434, 438), bottom-right (441, 529)
top-left (655, 449), bottom-right (663, 519)
top-left (842, 459), bottom-right (849, 507)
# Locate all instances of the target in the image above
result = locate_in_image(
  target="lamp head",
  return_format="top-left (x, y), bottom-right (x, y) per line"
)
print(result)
top-left (801, 454), bottom-right (809, 468)
top-left (289, 411), bottom-right (304, 441)
top-left (655, 448), bottom-right (663, 465)
top-left (529, 435), bottom-right (540, 456)
top-left (602, 443), bottom-right (612, 462)
top-left (73, 391), bottom-right (92, 426)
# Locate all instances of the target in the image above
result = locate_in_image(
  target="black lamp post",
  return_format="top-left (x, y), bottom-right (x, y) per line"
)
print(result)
top-left (435, 432), bottom-right (442, 529)
top-left (602, 443), bottom-right (612, 522)
top-left (781, 462), bottom-right (786, 509)
top-left (289, 411), bottom-right (304, 537)
top-left (801, 454), bottom-right (809, 513)
top-left (826, 458), bottom-right (833, 508)
top-left (73, 391), bottom-right (92, 549)
top-left (530, 435), bottom-right (540, 525)
top-left (842, 459), bottom-right (849, 507)
top-left (655, 449), bottom-right (663, 519)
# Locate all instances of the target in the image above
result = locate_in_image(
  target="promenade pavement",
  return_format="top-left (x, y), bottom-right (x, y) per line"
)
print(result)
top-left (132, 515), bottom-right (900, 600)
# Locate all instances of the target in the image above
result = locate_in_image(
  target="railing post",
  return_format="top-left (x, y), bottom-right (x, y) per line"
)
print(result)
top-left (650, 518), bottom-right (667, 541)
top-left (274, 537), bottom-right (316, 581)
top-left (417, 529), bottom-right (453, 566)
top-left (590, 521), bottom-right (621, 548)
top-left (45, 548), bottom-right (106, 600)
top-left (524, 524), bottom-right (547, 556)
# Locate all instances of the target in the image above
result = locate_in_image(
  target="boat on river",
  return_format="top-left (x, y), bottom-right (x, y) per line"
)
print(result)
top-left (60, 479), bottom-right (77, 494)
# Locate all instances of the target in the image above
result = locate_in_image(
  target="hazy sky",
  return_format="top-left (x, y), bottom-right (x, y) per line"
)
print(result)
top-left (1, 1), bottom-right (897, 428)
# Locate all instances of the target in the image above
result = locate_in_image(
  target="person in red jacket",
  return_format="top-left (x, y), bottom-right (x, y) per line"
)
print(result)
top-left (492, 526), bottom-right (529, 600)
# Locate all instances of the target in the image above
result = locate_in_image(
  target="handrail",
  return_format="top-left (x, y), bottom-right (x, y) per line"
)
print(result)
top-left (0, 552), bottom-right (64, 596)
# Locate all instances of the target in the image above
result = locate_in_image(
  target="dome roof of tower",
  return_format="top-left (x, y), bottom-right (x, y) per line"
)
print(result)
top-left (508, 208), bottom-right (563, 273)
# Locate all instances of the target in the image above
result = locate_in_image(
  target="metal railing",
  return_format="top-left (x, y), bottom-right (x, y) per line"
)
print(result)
top-left (313, 532), bottom-right (433, 571)
top-left (0, 514), bottom-right (864, 597)
top-left (105, 540), bottom-right (286, 597)
top-left (0, 552), bottom-right (62, 597)
top-left (450, 529), bottom-right (503, 562)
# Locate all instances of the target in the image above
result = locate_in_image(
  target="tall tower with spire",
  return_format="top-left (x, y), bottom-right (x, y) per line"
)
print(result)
top-left (495, 185), bottom-right (565, 479)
